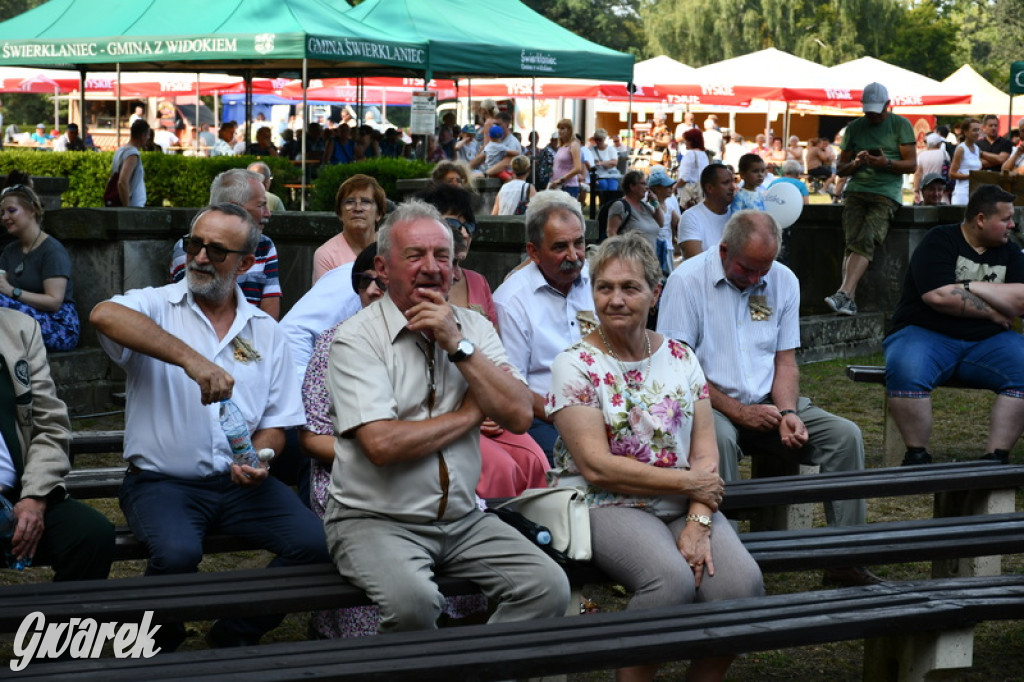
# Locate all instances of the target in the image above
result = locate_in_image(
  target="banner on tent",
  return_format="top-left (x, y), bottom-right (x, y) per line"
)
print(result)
top-left (1011, 63), bottom-right (1024, 95)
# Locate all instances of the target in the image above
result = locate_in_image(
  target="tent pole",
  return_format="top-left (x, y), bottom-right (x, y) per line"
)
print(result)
top-left (115, 64), bottom-right (122, 148)
top-left (531, 76), bottom-right (537, 185)
top-left (301, 58), bottom-right (308, 212)
top-left (78, 68), bottom-right (86, 132)
top-left (628, 85), bottom-right (633, 155)
top-left (467, 79), bottom-right (472, 127)
top-left (244, 71), bottom-right (253, 147)
top-left (195, 73), bottom-right (201, 156)
top-left (783, 102), bottom-right (790, 144)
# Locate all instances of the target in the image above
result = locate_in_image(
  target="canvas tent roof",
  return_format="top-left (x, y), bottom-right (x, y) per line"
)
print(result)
top-left (633, 56), bottom-right (697, 86)
top-left (814, 57), bottom-right (970, 110)
top-left (345, 0), bottom-right (633, 81)
top-left (0, 0), bottom-right (429, 75)
top-left (930, 64), bottom-right (1024, 115)
top-left (693, 48), bottom-right (832, 89)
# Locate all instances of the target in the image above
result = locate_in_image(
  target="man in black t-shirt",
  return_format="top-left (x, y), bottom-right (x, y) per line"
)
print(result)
top-left (885, 184), bottom-right (1024, 465)
top-left (977, 114), bottom-right (1013, 171)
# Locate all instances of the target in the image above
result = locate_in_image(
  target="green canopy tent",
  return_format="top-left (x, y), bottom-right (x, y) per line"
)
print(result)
top-left (345, 0), bottom-right (634, 82)
top-left (0, 0), bottom-right (429, 208)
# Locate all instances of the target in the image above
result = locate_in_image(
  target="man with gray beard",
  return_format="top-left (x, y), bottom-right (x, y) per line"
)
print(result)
top-left (91, 204), bottom-right (329, 651)
top-left (493, 190), bottom-right (595, 462)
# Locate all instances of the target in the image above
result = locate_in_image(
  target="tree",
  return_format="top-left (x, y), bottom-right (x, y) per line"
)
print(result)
top-left (519, 0), bottom-right (647, 57)
top-left (881, 1), bottom-right (958, 80)
top-left (0, 0), bottom-right (44, 22)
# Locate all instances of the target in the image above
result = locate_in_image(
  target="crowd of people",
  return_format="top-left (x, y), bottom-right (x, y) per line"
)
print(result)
top-left (4, 81), bottom-right (1024, 682)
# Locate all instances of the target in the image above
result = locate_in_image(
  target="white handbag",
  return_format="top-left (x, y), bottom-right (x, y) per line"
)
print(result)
top-left (495, 488), bottom-right (592, 562)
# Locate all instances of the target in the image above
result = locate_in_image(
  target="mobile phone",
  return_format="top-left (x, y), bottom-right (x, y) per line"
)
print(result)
top-left (867, 148), bottom-right (882, 156)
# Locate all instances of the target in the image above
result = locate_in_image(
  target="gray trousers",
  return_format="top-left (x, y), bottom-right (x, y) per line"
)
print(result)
top-left (589, 506), bottom-right (764, 609)
top-left (714, 396), bottom-right (867, 527)
top-left (324, 501), bottom-right (570, 633)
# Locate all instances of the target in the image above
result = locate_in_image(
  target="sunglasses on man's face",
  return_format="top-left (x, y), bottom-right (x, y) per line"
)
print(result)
top-left (443, 217), bottom-right (476, 236)
top-left (182, 236), bottom-right (248, 263)
top-left (356, 273), bottom-right (388, 292)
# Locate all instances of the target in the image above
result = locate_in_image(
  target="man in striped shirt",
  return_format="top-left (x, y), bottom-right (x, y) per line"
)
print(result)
top-left (658, 210), bottom-right (879, 587)
top-left (170, 169), bottom-right (282, 320)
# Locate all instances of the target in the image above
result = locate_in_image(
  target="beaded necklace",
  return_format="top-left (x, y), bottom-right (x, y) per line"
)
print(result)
top-left (597, 325), bottom-right (652, 389)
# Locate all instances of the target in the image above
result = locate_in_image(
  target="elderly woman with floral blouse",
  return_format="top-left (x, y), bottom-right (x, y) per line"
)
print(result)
top-left (546, 233), bottom-right (763, 682)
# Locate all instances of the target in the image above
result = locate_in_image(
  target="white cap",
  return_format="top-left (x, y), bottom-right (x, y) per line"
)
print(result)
top-left (861, 82), bottom-right (889, 114)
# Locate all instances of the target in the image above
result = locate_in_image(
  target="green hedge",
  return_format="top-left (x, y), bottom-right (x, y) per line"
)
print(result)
top-left (0, 151), bottom-right (298, 208)
top-left (309, 158), bottom-right (434, 212)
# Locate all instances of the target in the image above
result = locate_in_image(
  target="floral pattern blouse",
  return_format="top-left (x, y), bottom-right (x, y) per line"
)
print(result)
top-left (545, 338), bottom-right (709, 512)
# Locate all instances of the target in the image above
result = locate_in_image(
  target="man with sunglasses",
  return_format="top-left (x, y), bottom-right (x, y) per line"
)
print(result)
top-left (170, 168), bottom-right (282, 320)
top-left (91, 203), bottom-right (329, 651)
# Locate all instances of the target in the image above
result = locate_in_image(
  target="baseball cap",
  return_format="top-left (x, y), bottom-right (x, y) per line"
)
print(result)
top-left (460, 124), bottom-right (476, 135)
top-left (35, 123), bottom-right (45, 129)
top-left (861, 82), bottom-right (889, 114)
top-left (488, 124), bottom-right (504, 139)
top-left (647, 168), bottom-right (675, 187)
top-left (921, 172), bottom-right (946, 189)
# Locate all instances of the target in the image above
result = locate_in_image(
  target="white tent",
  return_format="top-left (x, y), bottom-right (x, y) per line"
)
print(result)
top-left (827, 57), bottom-right (968, 111)
top-left (931, 64), bottom-right (1023, 117)
top-left (633, 55), bottom-right (698, 86)
top-left (693, 48), bottom-right (832, 88)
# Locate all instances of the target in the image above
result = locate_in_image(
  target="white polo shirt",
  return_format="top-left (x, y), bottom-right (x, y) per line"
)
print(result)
top-left (98, 280), bottom-right (304, 479)
top-left (493, 262), bottom-right (594, 396)
top-left (657, 248), bottom-right (800, 406)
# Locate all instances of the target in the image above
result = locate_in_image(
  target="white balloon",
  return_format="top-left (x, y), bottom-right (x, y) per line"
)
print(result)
top-left (762, 181), bottom-right (804, 229)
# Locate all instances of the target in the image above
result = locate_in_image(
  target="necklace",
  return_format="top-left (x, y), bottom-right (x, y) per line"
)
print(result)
top-left (597, 325), bottom-right (652, 388)
top-left (15, 229), bottom-right (44, 277)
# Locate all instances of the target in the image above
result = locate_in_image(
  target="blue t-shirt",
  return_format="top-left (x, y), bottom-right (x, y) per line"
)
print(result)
top-left (771, 176), bottom-right (810, 197)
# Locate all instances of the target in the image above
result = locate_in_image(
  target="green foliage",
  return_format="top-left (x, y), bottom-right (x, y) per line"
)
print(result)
top-left (1, 93), bottom-right (54, 130)
top-left (0, 151), bottom-right (298, 208)
top-left (881, 1), bottom-right (958, 81)
top-left (520, 0), bottom-right (648, 58)
top-left (0, 0), bottom-right (43, 22)
top-left (309, 158), bottom-right (434, 212)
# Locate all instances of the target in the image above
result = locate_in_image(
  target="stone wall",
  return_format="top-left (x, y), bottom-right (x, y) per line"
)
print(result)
top-left (41, 202), bottom-right (1014, 412)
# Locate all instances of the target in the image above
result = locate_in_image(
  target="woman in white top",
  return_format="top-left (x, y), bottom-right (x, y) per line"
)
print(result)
top-left (677, 128), bottom-right (709, 208)
top-left (492, 155), bottom-right (535, 215)
top-left (950, 117), bottom-right (982, 205)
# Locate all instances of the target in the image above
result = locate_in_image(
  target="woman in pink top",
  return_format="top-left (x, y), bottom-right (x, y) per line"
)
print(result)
top-left (547, 118), bottom-right (583, 198)
top-left (311, 174), bottom-right (386, 283)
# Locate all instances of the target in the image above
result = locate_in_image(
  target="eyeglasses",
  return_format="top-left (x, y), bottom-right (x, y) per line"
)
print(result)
top-left (443, 217), bottom-right (476, 236)
top-left (182, 236), bottom-right (249, 263)
top-left (342, 197), bottom-right (376, 210)
top-left (356, 273), bottom-right (387, 292)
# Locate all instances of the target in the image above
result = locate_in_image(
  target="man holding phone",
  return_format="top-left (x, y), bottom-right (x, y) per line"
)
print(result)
top-left (826, 82), bottom-right (917, 316)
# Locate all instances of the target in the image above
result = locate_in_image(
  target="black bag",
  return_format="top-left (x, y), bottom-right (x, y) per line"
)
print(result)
top-left (597, 197), bottom-right (631, 242)
top-left (513, 183), bottom-right (530, 215)
top-left (102, 172), bottom-right (121, 207)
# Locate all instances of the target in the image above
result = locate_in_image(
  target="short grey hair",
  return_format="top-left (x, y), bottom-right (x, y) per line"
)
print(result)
top-left (189, 203), bottom-right (260, 254)
top-left (590, 232), bottom-right (661, 291)
top-left (780, 160), bottom-right (802, 177)
top-left (246, 162), bottom-right (272, 183)
top-left (721, 210), bottom-right (781, 258)
top-left (378, 199), bottom-right (450, 257)
top-left (524, 189), bottom-right (584, 246)
top-left (210, 168), bottom-right (261, 205)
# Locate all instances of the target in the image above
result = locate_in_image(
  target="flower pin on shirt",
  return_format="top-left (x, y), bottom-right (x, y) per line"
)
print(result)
top-left (749, 295), bottom-right (772, 322)
top-left (231, 337), bottom-right (262, 364)
top-left (576, 310), bottom-right (599, 336)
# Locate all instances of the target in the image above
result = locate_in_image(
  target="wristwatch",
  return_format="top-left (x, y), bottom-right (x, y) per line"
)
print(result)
top-left (11, 287), bottom-right (21, 300)
top-left (685, 513), bottom-right (712, 529)
top-left (448, 338), bottom-right (475, 363)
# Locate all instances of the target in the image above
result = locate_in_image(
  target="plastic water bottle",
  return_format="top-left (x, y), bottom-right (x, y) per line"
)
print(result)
top-left (219, 399), bottom-right (260, 468)
top-left (487, 507), bottom-right (552, 547)
top-left (0, 495), bottom-right (31, 570)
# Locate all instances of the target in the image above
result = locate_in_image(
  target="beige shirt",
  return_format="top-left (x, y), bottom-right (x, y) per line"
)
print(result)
top-left (327, 295), bottom-right (522, 523)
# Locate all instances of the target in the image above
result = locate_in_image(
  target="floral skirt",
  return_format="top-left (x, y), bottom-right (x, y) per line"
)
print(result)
top-left (0, 297), bottom-right (79, 351)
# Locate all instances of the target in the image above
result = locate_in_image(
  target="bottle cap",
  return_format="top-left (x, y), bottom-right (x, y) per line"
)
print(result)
top-left (536, 530), bottom-right (552, 545)
top-left (257, 448), bottom-right (275, 462)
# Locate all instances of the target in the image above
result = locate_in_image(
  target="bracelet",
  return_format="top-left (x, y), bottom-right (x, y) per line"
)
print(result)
top-left (964, 280), bottom-right (971, 292)
top-left (779, 409), bottom-right (797, 416)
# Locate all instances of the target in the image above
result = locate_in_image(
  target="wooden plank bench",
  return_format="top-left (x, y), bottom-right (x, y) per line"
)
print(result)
top-left (64, 460), bottom-right (1024, 577)
top-left (5, 511), bottom-right (1023, 635)
top-left (846, 364), bottom-right (978, 466)
top-left (9, 575), bottom-right (1024, 681)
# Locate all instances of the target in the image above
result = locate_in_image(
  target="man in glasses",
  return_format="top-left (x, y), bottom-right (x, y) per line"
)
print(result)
top-left (91, 203), bottom-right (329, 651)
top-left (170, 168), bottom-right (282, 320)
top-left (323, 200), bottom-right (568, 633)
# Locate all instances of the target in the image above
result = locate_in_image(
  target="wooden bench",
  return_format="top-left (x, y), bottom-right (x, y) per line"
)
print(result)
top-left (9, 575), bottom-right (1024, 681)
top-left (846, 364), bottom-right (984, 466)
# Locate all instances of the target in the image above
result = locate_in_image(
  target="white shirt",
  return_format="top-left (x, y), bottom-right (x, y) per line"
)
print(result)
top-left (657, 247), bottom-right (800, 406)
top-left (589, 144), bottom-right (621, 178)
top-left (703, 128), bottom-right (724, 159)
top-left (279, 263), bottom-right (361, 379)
top-left (211, 138), bottom-right (235, 157)
top-left (679, 203), bottom-right (732, 254)
top-left (0, 431), bottom-right (14, 491)
top-left (493, 262), bottom-right (594, 396)
top-left (98, 280), bottom-right (304, 479)
top-left (660, 195), bottom-right (680, 243)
